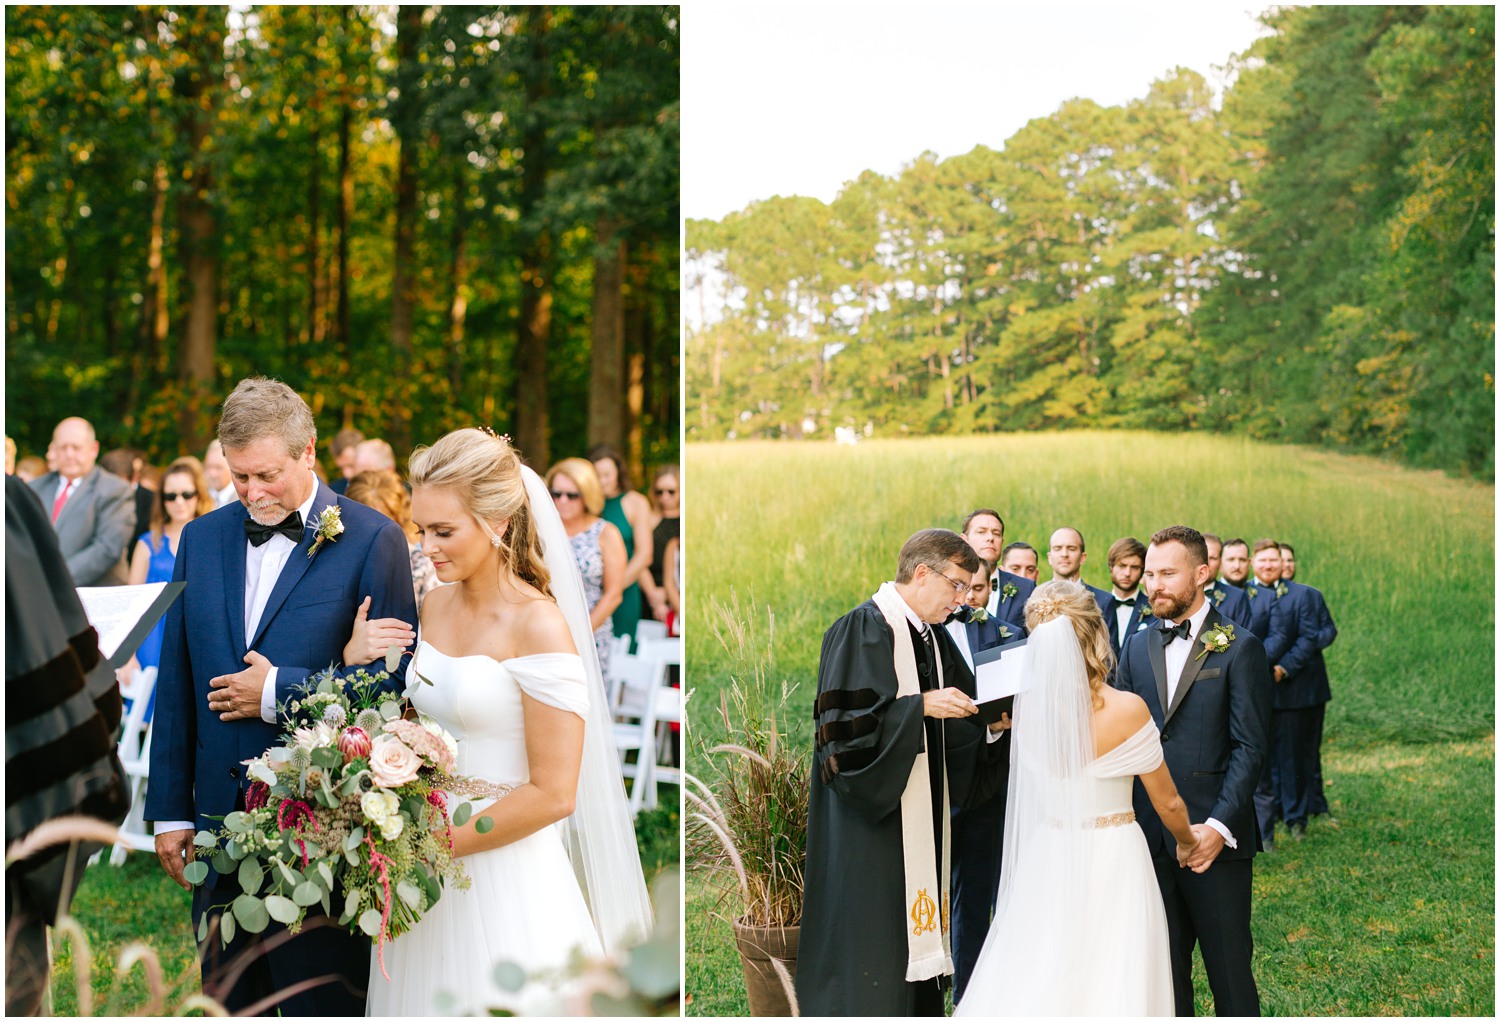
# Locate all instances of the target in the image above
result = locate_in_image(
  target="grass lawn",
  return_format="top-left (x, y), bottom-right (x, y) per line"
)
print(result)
top-left (49, 794), bottom-right (680, 1014)
top-left (683, 432), bottom-right (1494, 1016)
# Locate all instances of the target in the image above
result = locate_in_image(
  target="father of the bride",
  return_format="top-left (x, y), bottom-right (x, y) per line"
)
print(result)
top-left (146, 377), bottom-right (418, 1015)
top-left (1114, 526), bottom-right (1271, 1016)
top-left (797, 528), bottom-right (1008, 1016)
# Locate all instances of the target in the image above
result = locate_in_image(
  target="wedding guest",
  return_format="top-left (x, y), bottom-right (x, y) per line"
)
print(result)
top-left (15, 456), bottom-right (47, 483)
top-left (1278, 542), bottom-right (1338, 825)
top-left (102, 447), bottom-right (155, 546)
top-left (346, 468), bottom-right (441, 611)
top-left (638, 464), bottom-right (680, 628)
top-left (945, 558), bottom-right (1014, 1002)
top-left (1048, 527), bottom-right (1108, 602)
top-left (547, 458), bottom-right (626, 679)
top-left (27, 417), bottom-right (136, 586)
top-left (1202, 533), bottom-right (1251, 628)
top-left (1000, 541), bottom-right (1039, 582)
top-left (328, 427), bottom-right (365, 494)
top-left (1097, 536), bottom-right (1151, 656)
top-left (5, 435), bottom-right (15, 474)
top-left (797, 528), bottom-right (1008, 1015)
top-left (1219, 537), bottom-right (1251, 588)
top-left (960, 508), bottom-right (1033, 631)
top-left (116, 457), bottom-right (216, 715)
top-left (351, 438), bottom-right (397, 475)
top-left (6, 476), bottom-right (131, 1016)
top-left (203, 439), bottom-right (237, 507)
top-left (589, 444), bottom-right (653, 652)
top-left (1112, 526), bottom-right (1270, 1016)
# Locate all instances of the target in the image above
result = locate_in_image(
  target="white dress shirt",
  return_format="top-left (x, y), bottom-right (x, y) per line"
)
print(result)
top-left (1110, 589), bottom-right (1138, 647)
top-left (1161, 598), bottom-right (1236, 849)
top-left (212, 481), bottom-right (237, 507)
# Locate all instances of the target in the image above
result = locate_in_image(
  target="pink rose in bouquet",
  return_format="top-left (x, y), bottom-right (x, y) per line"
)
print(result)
top-left (369, 734), bottom-right (422, 787)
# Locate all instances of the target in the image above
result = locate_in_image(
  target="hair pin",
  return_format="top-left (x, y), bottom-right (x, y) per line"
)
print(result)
top-left (473, 424), bottom-right (512, 445)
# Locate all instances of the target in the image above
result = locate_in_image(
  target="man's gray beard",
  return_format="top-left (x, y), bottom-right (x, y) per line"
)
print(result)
top-left (245, 502), bottom-right (290, 526)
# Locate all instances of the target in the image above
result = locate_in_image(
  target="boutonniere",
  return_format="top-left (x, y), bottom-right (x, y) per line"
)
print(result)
top-left (1275, 582), bottom-right (1288, 598)
top-left (1195, 622), bottom-right (1235, 661)
top-left (308, 505), bottom-right (344, 559)
top-left (1208, 584), bottom-right (1224, 604)
top-left (969, 606), bottom-right (990, 623)
top-left (1246, 585), bottom-right (1258, 600)
top-left (998, 623), bottom-right (1013, 641)
top-left (1000, 583), bottom-right (1019, 602)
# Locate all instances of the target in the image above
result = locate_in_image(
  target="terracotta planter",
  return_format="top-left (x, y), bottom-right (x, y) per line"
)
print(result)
top-left (732, 918), bottom-right (801, 1017)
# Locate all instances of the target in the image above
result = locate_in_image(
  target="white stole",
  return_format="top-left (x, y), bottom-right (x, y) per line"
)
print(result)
top-left (871, 583), bottom-right (953, 982)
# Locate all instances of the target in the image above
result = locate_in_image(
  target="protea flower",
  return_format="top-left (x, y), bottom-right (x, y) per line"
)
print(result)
top-left (339, 726), bottom-right (373, 763)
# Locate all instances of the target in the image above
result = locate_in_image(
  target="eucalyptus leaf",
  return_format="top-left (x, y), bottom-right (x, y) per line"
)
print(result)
top-left (192, 830), bottom-right (217, 848)
top-left (312, 746), bottom-right (342, 770)
top-left (396, 881), bottom-right (421, 908)
top-left (264, 895), bottom-right (300, 925)
top-left (345, 847), bottom-right (360, 867)
top-left (318, 861), bottom-right (335, 890)
top-left (493, 961), bottom-right (526, 993)
top-left (183, 860), bottom-right (209, 886)
top-left (379, 700), bottom-right (400, 721)
top-left (221, 909), bottom-right (236, 945)
top-left (292, 881), bottom-right (322, 907)
top-left (385, 645), bottom-right (401, 674)
top-left (358, 908), bottom-right (383, 937)
top-left (197, 911), bottom-right (209, 943)
top-left (320, 890), bottom-right (331, 917)
top-left (275, 858), bottom-right (299, 888)
top-left (232, 894), bottom-right (270, 934)
top-left (621, 940), bottom-right (680, 999)
top-left (452, 801), bottom-right (473, 827)
top-left (226, 838), bottom-right (246, 861)
top-left (211, 850), bottom-right (234, 875)
top-left (344, 888), bottom-right (363, 920)
top-left (224, 812), bottom-right (250, 834)
top-left (475, 816), bottom-right (494, 835)
top-left (345, 826), bottom-right (364, 852)
top-left (237, 858), bottom-right (263, 896)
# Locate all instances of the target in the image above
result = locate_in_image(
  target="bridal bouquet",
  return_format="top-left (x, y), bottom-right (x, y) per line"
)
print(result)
top-left (185, 665), bottom-right (478, 978)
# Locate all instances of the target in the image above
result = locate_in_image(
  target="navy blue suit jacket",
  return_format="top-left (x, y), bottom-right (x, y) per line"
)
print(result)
top-left (145, 482), bottom-right (417, 833)
top-left (1114, 605), bottom-right (1272, 861)
top-left (988, 569), bottom-right (1035, 636)
top-left (1205, 580), bottom-right (1251, 629)
top-left (1268, 581), bottom-right (1335, 710)
top-left (1094, 588), bottom-right (1153, 656)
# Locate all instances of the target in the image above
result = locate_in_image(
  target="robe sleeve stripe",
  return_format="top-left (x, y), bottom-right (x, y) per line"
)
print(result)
top-left (813, 688), bottom-right (880, 717)
top-left (818, 746), bottom-right (879, 785)
top-left (815, 714), bottom-right (878, 748)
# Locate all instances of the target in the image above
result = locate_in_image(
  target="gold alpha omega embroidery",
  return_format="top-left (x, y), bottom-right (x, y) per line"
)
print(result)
top-left (911, 888), bottom-right (938, 936)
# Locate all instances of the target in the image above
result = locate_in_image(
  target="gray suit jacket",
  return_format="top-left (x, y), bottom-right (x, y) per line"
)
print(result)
top-left (28, 467), bottom-right (136, 585)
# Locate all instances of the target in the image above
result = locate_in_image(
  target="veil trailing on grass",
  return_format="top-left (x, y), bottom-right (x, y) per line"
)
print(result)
top-left (520, 464), bottom-right (653, 953)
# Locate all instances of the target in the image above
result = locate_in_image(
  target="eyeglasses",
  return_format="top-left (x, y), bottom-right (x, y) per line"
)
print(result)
top-left (163, 490), bottom-right (198, 502)
top-left (929, 565), bottom-right (975, 597)
top-left (550, 489), bottom-right (582, 501)
top-left (654, 487), bottom-right (677, 496)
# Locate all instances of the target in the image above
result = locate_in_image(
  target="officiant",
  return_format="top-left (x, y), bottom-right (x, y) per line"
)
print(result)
top-left (796, 529), bottom-right (1009, 1017)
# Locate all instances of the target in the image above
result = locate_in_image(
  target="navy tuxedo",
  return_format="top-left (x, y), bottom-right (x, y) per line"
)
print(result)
top-left (1297, 582), bottom-right (1338, 815)
top-left (1114, 605), bottom-right (1271, 1016)
top-left (1263, 581), bottom-right (1336, 832)
top-left (986, 569), bottom-right (1035, 636)
top-left (146, 481), bottom-right (417, 1015)
top-left (1095, 588), bottom-right (1153, 657)
top-left (1206, 580), bottom-right (1251, 629)
top-left (1241, 579), bottom-right (1290, 651)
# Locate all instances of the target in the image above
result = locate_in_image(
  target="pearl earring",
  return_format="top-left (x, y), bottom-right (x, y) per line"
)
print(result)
top-left (491, 534), bottom-right (502, 548)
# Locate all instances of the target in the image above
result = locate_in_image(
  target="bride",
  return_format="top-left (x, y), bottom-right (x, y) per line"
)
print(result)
top-left (351, 427), bottom-right (653, 1015)
top-left (955, 580), bottom-right (1199, 1017)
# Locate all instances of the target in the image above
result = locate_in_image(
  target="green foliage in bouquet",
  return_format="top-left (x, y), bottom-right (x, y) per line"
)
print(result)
top-left (188, 665), bottom-right (471, 976)
top-left (684, 593), bottom-right (809, 928)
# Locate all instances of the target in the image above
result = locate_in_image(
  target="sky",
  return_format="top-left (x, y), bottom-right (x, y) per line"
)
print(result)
top-left (682, 2), bottom-right (1274, 223)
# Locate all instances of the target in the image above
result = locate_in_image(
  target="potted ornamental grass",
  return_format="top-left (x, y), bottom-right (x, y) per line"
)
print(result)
top-left (685, 593), bottom-right (808, 1018)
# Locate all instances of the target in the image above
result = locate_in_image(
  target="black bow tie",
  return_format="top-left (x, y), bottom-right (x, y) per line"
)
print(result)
top-left (1112, 595), bottom-right (1137, 610)
top-left (1160, 619), bottom-right (1192, 644)
top-left (244, 510), bottom-right (304, 547)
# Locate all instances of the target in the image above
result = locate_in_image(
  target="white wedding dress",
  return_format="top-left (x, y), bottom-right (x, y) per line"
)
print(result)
top-left (956, 720), bottom-right (1174, 1016)
top-left (366, 641), bottom-right (603, 1016)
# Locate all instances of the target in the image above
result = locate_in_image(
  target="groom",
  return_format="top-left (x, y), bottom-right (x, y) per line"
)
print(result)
top-left (1114, 526), bottom-right (1271, 1016)
top-left (146, 378), bottom-right (417, 1015)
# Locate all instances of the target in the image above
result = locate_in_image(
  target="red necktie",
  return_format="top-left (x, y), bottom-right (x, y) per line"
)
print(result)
top-left (51, 480), bottom-right (71, 522)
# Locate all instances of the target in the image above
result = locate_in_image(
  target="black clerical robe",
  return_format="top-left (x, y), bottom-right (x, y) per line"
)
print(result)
top-left (796, 599), bottom-right (1007, 1017)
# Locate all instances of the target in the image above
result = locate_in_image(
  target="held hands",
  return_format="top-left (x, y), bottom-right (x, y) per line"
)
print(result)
top-left (343, 595), bottom-right (415, 666)
top-left (1180, 823), bottom-right (1224, 873)
top-left (1273, 665), bottom-right (1287, 683)
top-left (155, 829), bottom-right (194, 891)
top-left (923, 687), bottom-right (979, 719)
top-left (988, 711), bottom-right (1013, 734)
top-left (207, 651), bottom-right (273, 721)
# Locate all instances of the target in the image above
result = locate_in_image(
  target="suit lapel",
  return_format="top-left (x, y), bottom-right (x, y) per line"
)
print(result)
top-left (248, 484), bottom-right (333, 649)
top-left (1147, 624), bottom-right (1169, 719)
top-left (223, 506), bottom-right (250, 657)
top-left (1165, 605), bottom-right (1221, 724)
top-left (55, 469), bottom-right (95, 526)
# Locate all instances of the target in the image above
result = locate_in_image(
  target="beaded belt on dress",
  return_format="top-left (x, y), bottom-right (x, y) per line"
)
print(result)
top-left (443, 777), bottom-right (516, 801)
top-left (1095, 810), bottom-right (1135, 828)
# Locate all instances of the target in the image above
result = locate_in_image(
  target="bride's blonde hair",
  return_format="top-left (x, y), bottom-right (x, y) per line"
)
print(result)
top-left (1025, 580), bottom-right (1116, 705)
top-left (408, 428), bottom-right (552, 598)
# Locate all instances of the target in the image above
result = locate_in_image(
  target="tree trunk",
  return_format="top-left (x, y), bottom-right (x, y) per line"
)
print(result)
top-left (588, 215), bottom-right (626, 447)
top-left (513, 7), bottom-right (554, 467)
top-left (388, 4), bottom-right (422, 455)
top-left (335, 6), bottom-right (353, 364)
top-left (447, 164), bottom-right (468, 402)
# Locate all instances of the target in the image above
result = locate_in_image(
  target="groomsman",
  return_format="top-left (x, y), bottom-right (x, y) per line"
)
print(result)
top-left (1047, 526), bottom-right (1109, 602)
top-left (1000, 541), bottom-right (1039, 583)
top-left (1114, 526), bottom-right (1269, 1016)
top-left (1278, 542), bottom-right (1338, 823)
top-left (959, 509), bottom-right (1034, 634)
top-left (1220, 537), bottom-right (1251, 590)
top-left (1203, 533), bottom-right (1251, 628)
top-left (1096, 536), bottom-right (1152, 656)
top-left (944, 559), bottom-right (1013, 1001)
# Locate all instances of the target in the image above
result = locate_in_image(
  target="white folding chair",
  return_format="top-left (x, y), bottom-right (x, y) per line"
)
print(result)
top-left (110, 667), bottom-right (158, 864)
top-left (637, 636), bottom-right (682, 669)
top-left (635, 619), bottom-right (668, 647)
top-left (611, 653), bottom-right (666, 814)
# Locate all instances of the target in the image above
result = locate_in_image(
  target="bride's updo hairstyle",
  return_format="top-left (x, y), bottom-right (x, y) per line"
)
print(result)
top-left (1025, 580), bottom-right (1116, 703)
top-left (407, 428), bottom-right (553, 598)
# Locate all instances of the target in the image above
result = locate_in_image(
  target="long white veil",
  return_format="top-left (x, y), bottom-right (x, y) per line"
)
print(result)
top-left (520, 465), bottom-right (653, 954)
top-left (986, 613), bottom-right (1099, 1007)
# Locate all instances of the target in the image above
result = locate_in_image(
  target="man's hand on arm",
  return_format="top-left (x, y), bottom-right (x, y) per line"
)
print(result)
top-left (208, 650), bottom-right (274, 721)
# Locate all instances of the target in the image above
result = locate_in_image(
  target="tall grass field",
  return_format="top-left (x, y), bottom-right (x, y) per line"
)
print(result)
top-left (683, 432), bottom-right (1494, 1017)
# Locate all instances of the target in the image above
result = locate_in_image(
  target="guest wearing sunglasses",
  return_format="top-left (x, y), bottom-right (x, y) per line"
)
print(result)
top-left (588, 444), bottom-right (654, 653)
top-left (638, 464), bottom-right (681, 630)
top-left (117, 456), bottom-right (216, 715)
top-left (546, 458), bottom-right (627, 678)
